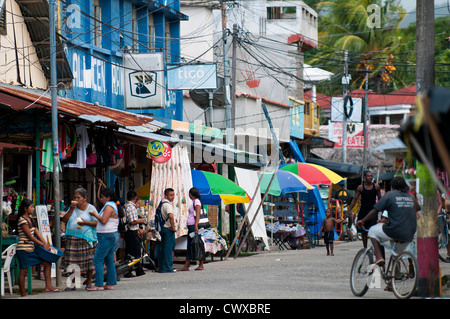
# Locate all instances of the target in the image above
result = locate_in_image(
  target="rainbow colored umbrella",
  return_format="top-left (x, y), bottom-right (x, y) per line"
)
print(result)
top-left (191, 170), bottom-right (251, 205)
top-left (280, 163), bottom-right (345, 185)
top-left (259, 170), bottom-right (314, 196)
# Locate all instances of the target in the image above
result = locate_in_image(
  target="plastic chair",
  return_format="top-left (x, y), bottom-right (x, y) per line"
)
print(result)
top-left (1, 244), bottom-right (17, 296)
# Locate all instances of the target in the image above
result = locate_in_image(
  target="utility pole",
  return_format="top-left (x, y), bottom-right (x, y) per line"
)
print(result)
top-left (221, 1), bottom-right (233, 147)
top-left (49, 0), bottom-right (61, 285)
top-left (361, 67), bottom-right (371, 181)
top-left (231, 24), bottom-right (238, 144)
top-left (415, 0), bottom-right (439, 297)
top-left (341, 50), bottom-right (349, 164)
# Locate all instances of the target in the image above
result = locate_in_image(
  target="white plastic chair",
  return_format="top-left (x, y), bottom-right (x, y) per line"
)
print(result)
top-left (1, 244), bottom-right (17, 296)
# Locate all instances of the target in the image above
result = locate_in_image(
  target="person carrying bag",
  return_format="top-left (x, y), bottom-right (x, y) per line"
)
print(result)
top-left (177, 187), bottom-right (206, 271)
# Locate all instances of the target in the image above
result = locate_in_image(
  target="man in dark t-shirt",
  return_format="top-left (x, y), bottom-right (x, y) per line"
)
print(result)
top-left (357, 177), bottom-right (420, 265)
top-left (347, 171), bottom-right (381, 248)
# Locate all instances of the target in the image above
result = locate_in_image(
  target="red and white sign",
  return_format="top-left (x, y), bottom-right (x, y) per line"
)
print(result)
top-left (151, 142), bottom-right (172, 164)
top-left (328, 122), bottom-right (368, 149)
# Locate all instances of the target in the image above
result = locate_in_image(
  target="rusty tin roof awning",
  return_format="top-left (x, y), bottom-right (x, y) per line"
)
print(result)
top-left (0, 142), bottom-right (42, 155)
top-left (0, 84), bottom-right (165, 133)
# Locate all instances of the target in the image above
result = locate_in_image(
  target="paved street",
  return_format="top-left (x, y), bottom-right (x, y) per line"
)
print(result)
top-left (6, 240), bottom-right (450, 301)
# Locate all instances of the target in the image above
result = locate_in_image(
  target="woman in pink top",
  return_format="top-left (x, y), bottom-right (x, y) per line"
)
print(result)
top-left (177, 187), bottom-right (205, 271)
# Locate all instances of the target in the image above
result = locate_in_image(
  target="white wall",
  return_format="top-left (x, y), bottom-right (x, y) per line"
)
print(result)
top-left (0, 0), bottom-right (47, 89)
top-left (180, 5), bottom-right (216, 63)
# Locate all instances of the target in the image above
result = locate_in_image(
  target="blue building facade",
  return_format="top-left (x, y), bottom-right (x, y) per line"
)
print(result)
top-left (61, 0), bottom-right (187, 120)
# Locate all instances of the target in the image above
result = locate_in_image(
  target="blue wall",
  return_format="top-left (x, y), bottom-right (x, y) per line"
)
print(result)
top-left (61, 0), bottom-right (185, 121)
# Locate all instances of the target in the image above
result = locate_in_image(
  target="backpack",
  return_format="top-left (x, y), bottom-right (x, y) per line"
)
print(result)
top-left (154, 201), bottom-right (168, 232)
top-left (117, 202), bottom-right (127, 232)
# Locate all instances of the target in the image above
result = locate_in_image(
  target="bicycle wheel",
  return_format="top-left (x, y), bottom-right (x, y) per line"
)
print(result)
top-left (438, 216), bottom-right (450, 263)
top-left (350, 248), bottom-right (373, 297)
top-left (391, 251), bottom-right (418, 299)
top-left (116, 263), bottom-right (132, 281)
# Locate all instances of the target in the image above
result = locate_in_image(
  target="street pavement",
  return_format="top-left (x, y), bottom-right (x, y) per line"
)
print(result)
top-left (3, 240), bottom-right (450, 301)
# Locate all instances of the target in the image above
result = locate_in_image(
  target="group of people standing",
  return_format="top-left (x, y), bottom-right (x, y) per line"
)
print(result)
top-left (15, 182), bottom-right (121, 295)
top-left (14, 182), bottom-right (206, 296)
top-left (153, 187), bottom-right (205, 273)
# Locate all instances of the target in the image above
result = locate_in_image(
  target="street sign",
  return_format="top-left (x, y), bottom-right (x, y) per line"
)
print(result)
top-left (328, 121), bottom-right (368, 149)
top-left (331, 96), bottom-right (362, 122)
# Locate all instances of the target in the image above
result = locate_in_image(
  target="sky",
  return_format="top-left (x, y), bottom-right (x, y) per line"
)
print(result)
top-left (398, 0), bottom-right (449, 27)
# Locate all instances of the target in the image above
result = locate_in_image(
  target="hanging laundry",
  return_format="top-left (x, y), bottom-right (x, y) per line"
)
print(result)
top-left (64, 124), bottom-right (89, 169)
top-left (41, 139), bottom-right (62, 172)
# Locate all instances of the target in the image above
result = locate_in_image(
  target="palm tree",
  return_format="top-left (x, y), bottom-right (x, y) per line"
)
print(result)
top-left (306, 0), bottom-right (406, 93)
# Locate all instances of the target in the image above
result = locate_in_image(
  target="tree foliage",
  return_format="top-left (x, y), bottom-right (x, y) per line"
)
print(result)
top-left (305, 0), bottom-right (414, 93)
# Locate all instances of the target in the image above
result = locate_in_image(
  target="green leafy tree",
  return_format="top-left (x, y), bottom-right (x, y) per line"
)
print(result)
top-left (305, 0), bottom-right (406, 93)
top-left (394, 16), bottom-right (450, 88)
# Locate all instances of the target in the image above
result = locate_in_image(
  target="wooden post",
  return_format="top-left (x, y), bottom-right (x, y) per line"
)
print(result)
top-left (416, 162), bottom-right (440, 297)
top-left (415, 0), bottom-right (439, 297)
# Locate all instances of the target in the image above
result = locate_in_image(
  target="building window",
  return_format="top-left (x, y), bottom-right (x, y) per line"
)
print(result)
top-left (0, 3), bottom-right (6, 35)
top-left (267, 6), bottom-right (296, 20)
top-left (132, 5), bottom-right (139, 52)
top-left (165, 21), bottom-right (171, 63)
top-left (93, 0), bottom-right (101, 47)
top-left (305, 102), bottom-right (310, 115)
top-left (148, 14), bottom-right (155, 53)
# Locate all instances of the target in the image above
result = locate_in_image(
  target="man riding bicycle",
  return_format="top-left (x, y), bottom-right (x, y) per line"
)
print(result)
top-left (357, 177), bottom-right (420, 266)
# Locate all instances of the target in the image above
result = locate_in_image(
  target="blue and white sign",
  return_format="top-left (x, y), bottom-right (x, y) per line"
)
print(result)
top-left (124, 53), bottom-right (165, 109)
top-left (167, 64), bottom-right (217, 90)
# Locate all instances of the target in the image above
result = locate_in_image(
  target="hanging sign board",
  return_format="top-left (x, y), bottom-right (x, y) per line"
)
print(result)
top-left (167, 64), bottom-right (217, 90)
top-left (147, 140), bottom-right (172, 164)
top-left (328, 121), bottom-right (368, 149)
top-left (124, 53), bottom-right (165, 109)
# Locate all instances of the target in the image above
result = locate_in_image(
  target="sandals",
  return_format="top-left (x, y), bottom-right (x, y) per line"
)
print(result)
top-left (85, 285), bottom-right (115, 291)
top-left (85, 286), bottom-right (104, 291)
top-left (45, 288), bottom-right (62, 293)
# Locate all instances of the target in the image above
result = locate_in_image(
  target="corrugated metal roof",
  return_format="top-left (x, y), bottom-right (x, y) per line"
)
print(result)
top-left (0, 84), bottom-right (164, 133)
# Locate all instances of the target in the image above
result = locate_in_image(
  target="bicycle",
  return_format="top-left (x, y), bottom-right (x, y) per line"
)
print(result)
top-left (85, 235), bottom-right (156, 284)
top-left (438, 211), bottom-right (450, 263)
top-left (349, 228), bottom-right (418, 299)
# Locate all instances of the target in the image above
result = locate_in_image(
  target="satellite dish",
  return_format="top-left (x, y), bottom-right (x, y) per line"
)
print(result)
top-left (189, 77), bottom-right (225, 110)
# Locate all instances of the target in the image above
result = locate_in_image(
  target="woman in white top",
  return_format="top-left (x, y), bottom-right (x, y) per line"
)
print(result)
top-left (87, 187), bottom-right (120, 291)
top-left (177, 187), bottom-right (205, 271)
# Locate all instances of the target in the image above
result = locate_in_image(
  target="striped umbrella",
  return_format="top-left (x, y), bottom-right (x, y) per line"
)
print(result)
top-left (191, 170), bottom-right (251, 205)
top-left (280, 163), bottom-right (345, 185)
top-left (259, 170), bottom-right (314, 196)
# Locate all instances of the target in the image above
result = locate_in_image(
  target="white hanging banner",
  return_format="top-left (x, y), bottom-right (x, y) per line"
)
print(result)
top-left (35, 205), bottom-right (56, 277)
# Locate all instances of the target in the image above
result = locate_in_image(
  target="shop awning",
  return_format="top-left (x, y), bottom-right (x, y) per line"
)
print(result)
top-left (117, 127), bottom-right (264, 169)
top-left (0, 142), bottom-right (40, 155)
top-left (0, 84), bottom-right (164, 134)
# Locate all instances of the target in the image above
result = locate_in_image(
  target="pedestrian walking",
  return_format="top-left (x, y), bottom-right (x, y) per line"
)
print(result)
top-left (87, 187), bottom-right (120, 291)
top-left (318, 208), bottom-right (344, 256)
top-left (124, 190), bottom-right (146, 277)
top-left (154, 188), bottom-right (177, 273)
top-left (347, 171), bottom-right (381, 248)
top-left (61, 187), bottom-right (98, 290)
top-left (177, 187), bottom-right (205, 271)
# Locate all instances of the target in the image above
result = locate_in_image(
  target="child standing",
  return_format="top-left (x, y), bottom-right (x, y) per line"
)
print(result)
top-left (318, 208), bottom-right (344, 256)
